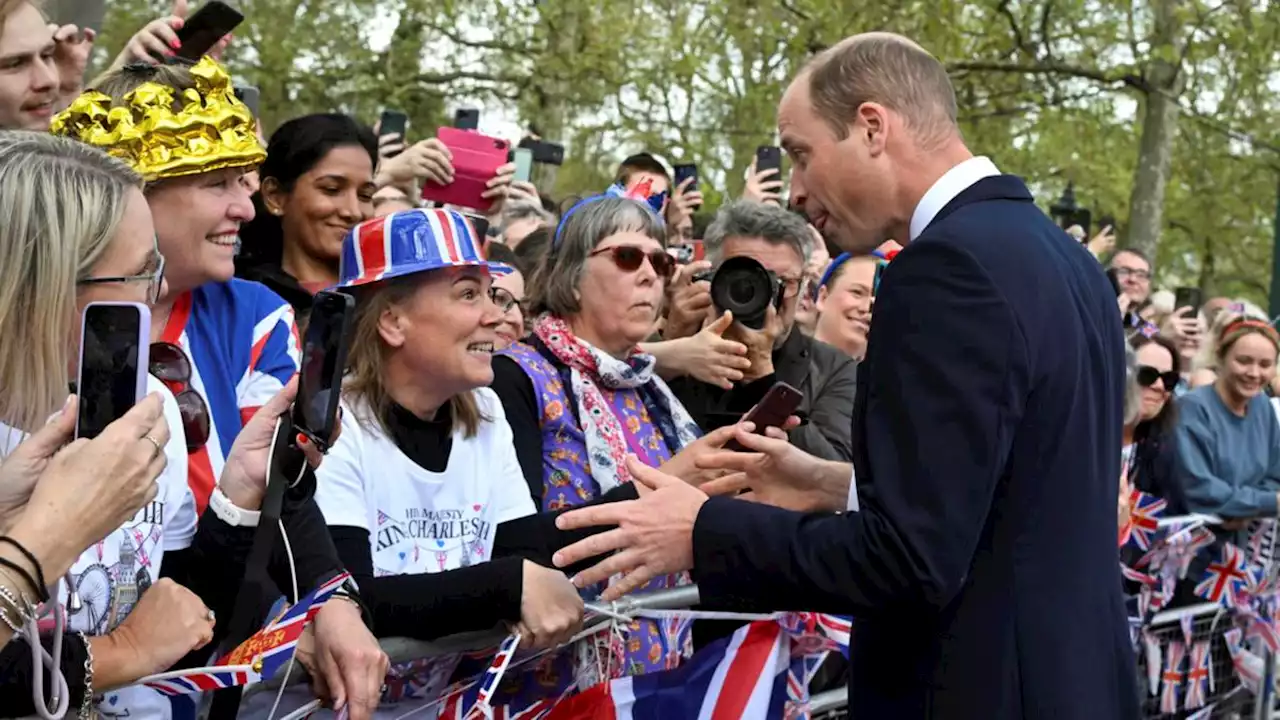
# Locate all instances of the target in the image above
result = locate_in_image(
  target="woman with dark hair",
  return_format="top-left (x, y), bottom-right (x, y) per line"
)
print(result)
top-left (1123, 333), bottom-right (1183, 510)
top-left (236, 113), bottom-right (379, 317)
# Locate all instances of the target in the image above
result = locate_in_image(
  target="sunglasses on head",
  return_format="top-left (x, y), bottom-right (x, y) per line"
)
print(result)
top-left (589, 245), bottom-right (676, 279)
top-left (149, 342), bottom-right (212, 453)
top-left (1136, 365), bottom-right (1180, 392)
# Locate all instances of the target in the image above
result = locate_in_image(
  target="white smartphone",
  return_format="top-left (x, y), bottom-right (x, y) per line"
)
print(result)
top-left (513, 147), bottom-right (534, 183)
top-left (75, 302), bottom-right (151, 440)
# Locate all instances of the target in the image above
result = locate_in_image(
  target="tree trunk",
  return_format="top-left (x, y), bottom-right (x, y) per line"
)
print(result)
top-left (1123, 0), bottom-right (1182, 262)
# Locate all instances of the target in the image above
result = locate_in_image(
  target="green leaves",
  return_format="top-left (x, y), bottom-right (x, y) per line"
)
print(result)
top-left (90, 0), bottom-right (1280, 307)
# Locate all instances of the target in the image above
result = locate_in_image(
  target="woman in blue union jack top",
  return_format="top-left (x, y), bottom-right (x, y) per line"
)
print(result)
top-left (52, 56), bottom-right (386, 716)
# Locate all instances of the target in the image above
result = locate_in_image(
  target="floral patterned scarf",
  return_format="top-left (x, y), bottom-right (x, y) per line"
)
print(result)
top-left (532, 313), bottom-right (700, 492)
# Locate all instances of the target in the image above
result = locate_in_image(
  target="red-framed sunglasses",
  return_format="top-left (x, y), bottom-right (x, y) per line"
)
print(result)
top-left (589, 246), bottom-right (675, 279)
top-left (149, 342), bottom-right (211, 454)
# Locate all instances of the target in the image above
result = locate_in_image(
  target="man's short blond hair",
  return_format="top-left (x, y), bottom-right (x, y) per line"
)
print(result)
top-left (805, 32), bottom-right (959, 147)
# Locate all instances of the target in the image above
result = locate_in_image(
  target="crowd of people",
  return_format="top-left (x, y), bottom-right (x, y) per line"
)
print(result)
top-left (0, 1), bottom-right (1275, 719)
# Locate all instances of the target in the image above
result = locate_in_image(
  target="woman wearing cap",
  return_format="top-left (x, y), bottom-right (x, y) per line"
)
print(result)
top-left (52, 58), bottom-right (387, 717)
top-left (286, 208), bottom-right (584, 717)
top-left (489, 193), bottom-right (745, 695)
top-left (1175, 316), bottom-right (1280, 525)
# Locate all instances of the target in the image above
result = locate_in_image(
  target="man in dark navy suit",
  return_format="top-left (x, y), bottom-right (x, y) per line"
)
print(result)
top-left (552, 32), bottom-right (1136, 719)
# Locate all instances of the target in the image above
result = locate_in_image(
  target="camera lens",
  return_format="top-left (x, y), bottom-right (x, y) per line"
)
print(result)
top-left (709, 257), bottom-right (777, 330)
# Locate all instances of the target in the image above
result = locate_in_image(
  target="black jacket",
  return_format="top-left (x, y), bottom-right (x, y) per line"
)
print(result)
top-left (668, 328), bottom-right (857, 461)
top-left (691, 175), bottom-right (1138, 719)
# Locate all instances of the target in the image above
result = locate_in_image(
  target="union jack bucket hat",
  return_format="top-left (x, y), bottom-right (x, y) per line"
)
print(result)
top-left (335, 208), bottom-right (510, 290)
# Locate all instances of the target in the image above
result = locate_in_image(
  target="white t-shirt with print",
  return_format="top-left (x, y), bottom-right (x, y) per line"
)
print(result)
top-left (247, 388), bottom-right (536, 719)
top-left (1, 374), bottom-right (197, 720)
top-left (316, 387), bottom-right (535, 575)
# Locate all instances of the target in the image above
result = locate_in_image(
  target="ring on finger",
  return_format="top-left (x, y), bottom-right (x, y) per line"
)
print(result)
top-left (142, 434), bottom-right (163, 457)
top-left (206, 608), bottom-right (216, 623)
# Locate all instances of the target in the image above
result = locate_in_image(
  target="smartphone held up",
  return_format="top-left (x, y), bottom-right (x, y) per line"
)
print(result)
top-left (76, 303), bottom-right (151, 441)
top-left (293, 291), bottom-right (355, 451)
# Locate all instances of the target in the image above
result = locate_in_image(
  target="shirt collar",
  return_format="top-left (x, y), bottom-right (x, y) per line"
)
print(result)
top-left (908, 156), bottom-right (1001, 241)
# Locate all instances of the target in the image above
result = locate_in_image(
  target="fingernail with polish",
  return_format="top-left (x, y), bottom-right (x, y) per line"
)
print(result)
top-left (296, 433), bottom-right (308, 446)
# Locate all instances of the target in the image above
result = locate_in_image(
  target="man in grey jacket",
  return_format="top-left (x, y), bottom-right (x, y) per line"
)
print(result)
top-left (666, 200), bottom-right (857, 461)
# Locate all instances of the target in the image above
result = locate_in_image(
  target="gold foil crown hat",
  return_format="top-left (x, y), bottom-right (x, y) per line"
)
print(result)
top-left (50, 57), bottom-right (265, 182)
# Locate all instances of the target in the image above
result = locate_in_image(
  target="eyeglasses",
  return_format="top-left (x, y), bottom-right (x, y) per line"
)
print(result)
top-left (1113, 267), bottom-right (1151, 281)
top-left (489, 287), bottom-right (525, 314)
top-left (778, 274), bottom-right (805, 299)
top-left (1136, 365), bottom-right (1180, 392)
top-left (149, 342), bottom-right (212, 453)
top-left (78, 253), bottom-right (166, 304)
top-left (589, 246), bottom-right (675, 280)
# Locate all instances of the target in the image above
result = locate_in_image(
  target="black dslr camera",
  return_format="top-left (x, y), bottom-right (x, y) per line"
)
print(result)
top-left (694, 257), bottom-right (786, 330)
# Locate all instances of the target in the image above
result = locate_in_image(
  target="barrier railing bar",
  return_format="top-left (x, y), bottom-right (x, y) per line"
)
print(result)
top-left (810, 687), bottom-right (848, 714)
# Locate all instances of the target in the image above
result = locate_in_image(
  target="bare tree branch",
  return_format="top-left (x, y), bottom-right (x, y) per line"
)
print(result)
top-left (947, 60), bottom-right (1146, 91)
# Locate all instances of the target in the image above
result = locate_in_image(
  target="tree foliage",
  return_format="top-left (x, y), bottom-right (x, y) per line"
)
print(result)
top-left (91, 0), bottom-right (1280, 307)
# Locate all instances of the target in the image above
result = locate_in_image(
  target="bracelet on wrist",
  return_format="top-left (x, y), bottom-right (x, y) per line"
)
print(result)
top-left (78, 633), bottom-right (94, 720)
top-left (0, 555), bottom-right (47, 603)
top-left (0, 535), bottom-right (47, 595)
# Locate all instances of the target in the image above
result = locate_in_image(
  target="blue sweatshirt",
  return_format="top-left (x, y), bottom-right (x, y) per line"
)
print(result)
top-left (1175, 385), bottom-right (1280, 518)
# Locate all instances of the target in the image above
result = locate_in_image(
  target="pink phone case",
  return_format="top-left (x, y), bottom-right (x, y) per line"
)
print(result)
top-left (421, 127), bottom-right (510, 214)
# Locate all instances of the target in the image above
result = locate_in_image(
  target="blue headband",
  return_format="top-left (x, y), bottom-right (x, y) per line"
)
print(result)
top-left (553, 184), bottom-right (666, 247)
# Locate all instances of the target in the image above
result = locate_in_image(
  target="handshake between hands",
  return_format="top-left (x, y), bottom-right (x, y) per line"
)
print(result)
top-left (540, 420), bottom-right (853, 605)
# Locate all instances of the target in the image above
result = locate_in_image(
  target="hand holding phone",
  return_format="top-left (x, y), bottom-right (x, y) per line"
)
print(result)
top-left (76, 303), bottom-right (151, 440)
top-left (1174, 286), bottom-right (1203, 316)
top-left (293, 291), bottom-right (355, 451)
top-left (755, 146), bottom-right (782, 177)
top-left (726, 382), bottom-right (804, 452)
top-left (175, 1), bottom-right (244, 61)
top-left (421, 127), bottom-right (510, 213)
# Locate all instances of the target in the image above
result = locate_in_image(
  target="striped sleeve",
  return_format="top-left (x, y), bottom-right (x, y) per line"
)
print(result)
top-left (236, 297), bottom-right (301, 423)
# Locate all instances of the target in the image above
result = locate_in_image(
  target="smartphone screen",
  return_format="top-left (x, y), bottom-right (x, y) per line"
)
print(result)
top-left (756, 146), bottom-right (782, 176)
top-left (175, 1), bottom-right (244, 60)
top-left (513, 148), bottom-right (534, 183)
top-left (454, 108), bottom-right (480, 130)
top-left (76, 304), bottom-right (150, 440)
top-left (673, 163), bottom-right (699, 193)
top-left (294, 291), bottom-right (354, 448)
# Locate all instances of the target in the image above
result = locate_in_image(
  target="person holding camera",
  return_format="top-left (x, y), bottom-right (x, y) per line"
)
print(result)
top-left (664, 200), bottom-right (857, 462)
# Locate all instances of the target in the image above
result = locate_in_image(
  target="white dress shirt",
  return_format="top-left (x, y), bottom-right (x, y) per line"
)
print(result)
top-left (845, 156), bottom-right (1003, 511)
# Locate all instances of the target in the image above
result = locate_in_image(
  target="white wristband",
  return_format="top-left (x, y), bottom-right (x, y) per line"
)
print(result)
top-left (209, 486), bottom-right (261, 527)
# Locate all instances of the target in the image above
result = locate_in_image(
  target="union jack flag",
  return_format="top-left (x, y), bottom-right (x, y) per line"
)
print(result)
top-left (1195, 543), bottom-right (1251, 604)
top-left (1140, 322), bottom-right (1160, 338)
top-left (217, 571), bottom-right (351, 679)
top-left (144, 669), bottom-right (252, 696)
top-left (1224, 628), bottom-right (1267, 695)
top-left (469, 633), bottom-right (522, 718)
top-left (1126, 491), bottom-right (1165, 550)
top-left (1248, 518), bottom-right (1277, 568)
top-left (1184, 640), bottom-right (1210, 710)
top-left (1160, 639), bottom-right (1185, 714)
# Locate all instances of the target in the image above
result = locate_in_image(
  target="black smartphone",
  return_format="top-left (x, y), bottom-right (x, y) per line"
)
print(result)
top-left (175, 1), bottom-right (244, 61)
top-left (726, 382), bottom-right (804, 452)
top-left (46, 0), bottom-right (107, 32)
top-left (454, 108), bottom-right (480, 130)
top-left (293, 291), bottom-right (355, 450)
top-left (233, 85), bottom-right (259, 116)
top-left (517, 137), bottom-right (565, 166)
top-left (76, 303), bottom-right (151, 441)
top-left (673, 163), bottom-right (699, 193)
top-left (756, 145), bottom-right (782, 177)
top-left (1098, 214), bottom-right (1116, 233)
top-left (378, 110), bottom-right (408, 158)
top-left (1174, 286), bottom-right (1203, 315)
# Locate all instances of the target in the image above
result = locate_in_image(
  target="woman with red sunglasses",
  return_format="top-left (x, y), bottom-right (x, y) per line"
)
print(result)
top-left (489, 194), bottom-right (743, 700)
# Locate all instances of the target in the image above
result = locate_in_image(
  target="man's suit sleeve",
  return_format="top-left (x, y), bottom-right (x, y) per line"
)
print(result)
top-left (692, 240), bottom-right (1029, 614)
top-left (788, 355), bottom-right (857, 462)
